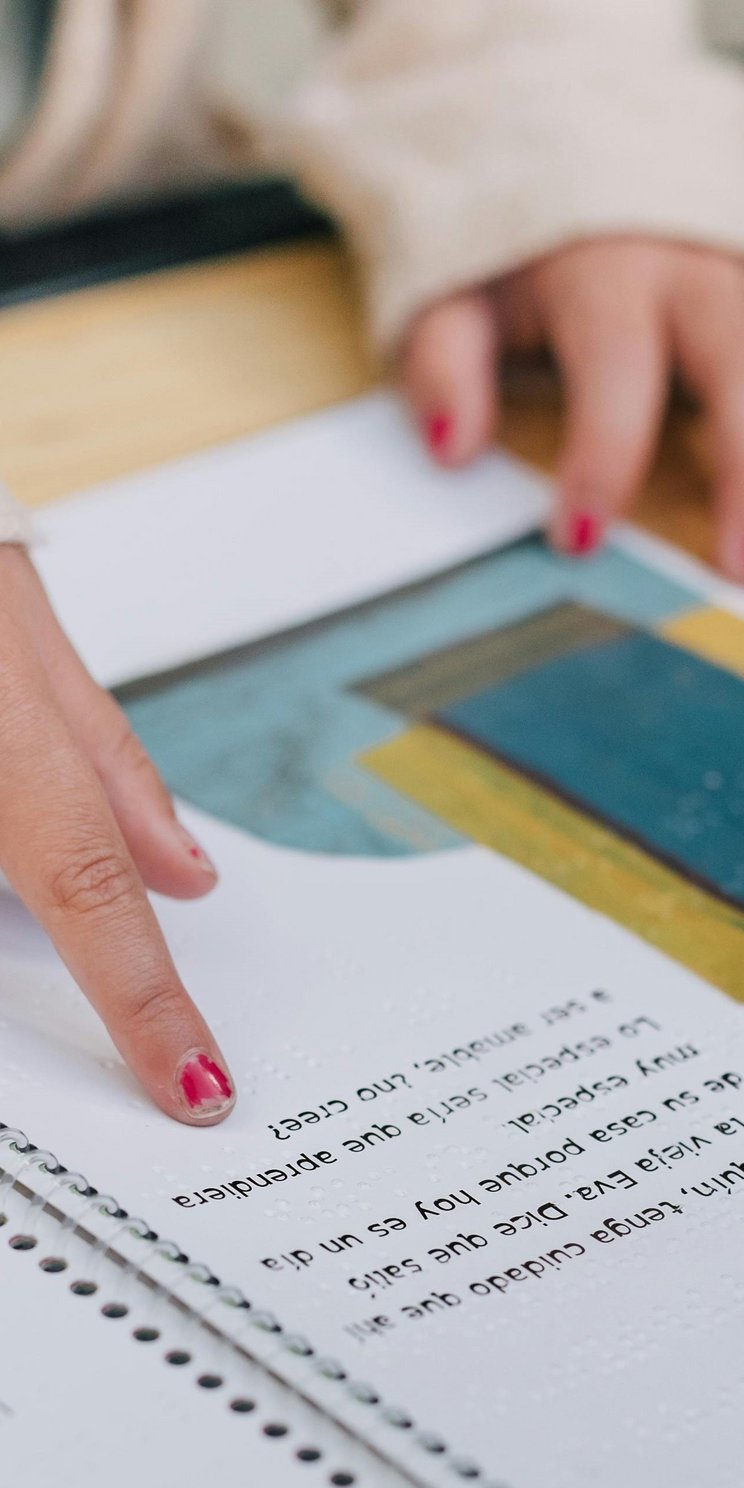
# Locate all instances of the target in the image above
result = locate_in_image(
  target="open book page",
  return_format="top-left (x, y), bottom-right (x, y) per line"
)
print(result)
top-left (2, 397), bottom-right (744, 1486)
top-left (33, 391), bottom-right (547, 687)
top-left (2, 815), bottom-right (744, 1488)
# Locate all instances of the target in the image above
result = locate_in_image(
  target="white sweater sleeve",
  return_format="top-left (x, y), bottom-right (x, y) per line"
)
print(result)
top-left (278, 0), bottom-right (744, 348)
top-left (0, 485), bottom-right (33, 544)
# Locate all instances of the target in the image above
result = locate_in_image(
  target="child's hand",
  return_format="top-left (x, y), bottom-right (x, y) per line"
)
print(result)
top-left (403, 238), bottom-right (744, 578)
top-left (0, 545), bottom-right (234, 1124)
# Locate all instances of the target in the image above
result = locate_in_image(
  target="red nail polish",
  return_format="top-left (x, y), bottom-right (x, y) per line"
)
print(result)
top-left (177, 1052), bottom-right (234, 1118)
top-left (425, 412), bottom-right (453, 457)
top-left (567, 512), bottom-right (601, 556)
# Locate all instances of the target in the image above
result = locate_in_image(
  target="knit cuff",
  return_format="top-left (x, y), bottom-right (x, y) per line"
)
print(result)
top-left (283, 24), bottom-right (744, 347)
top-left (0, 485), bottom-right (34, 544)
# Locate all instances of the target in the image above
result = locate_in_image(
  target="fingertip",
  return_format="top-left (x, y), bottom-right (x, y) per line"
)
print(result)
top-left (420, 409), bottom-right (478, 469)
top-left (173, 1048), bottom-right (236, 1126)
top-left (423, 410), bottom-right (458, 464)
top-left (403, 292), bottom-right (499, 469)
top-left (550, 504), bottom-right (606, 558)
top-left (420, 404), bottom-right (495, 469)
top-left (163, 821), bottom-right (219, 898)
top-left (131, 817), bottom-right (219, 901)
top-left (716, 514), bottom-right (744, 584)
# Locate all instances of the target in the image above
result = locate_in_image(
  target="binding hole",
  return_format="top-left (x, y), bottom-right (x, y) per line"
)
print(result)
top-left (40, 1257), bottom-right (68, 1274)
top-left (252, 1310), bottom-right (281, 1333)
top-left (133, 1327), bottom-right (159, 1343)
top-left (71, 1280), bottom-right (98, 1296)
top-left (383, 1407), bottom-right (413, 1429)
top-left (330, 1475), bottom-right (356, 1486)
top-left (286, 1334), bottom-right (313, 1357)
top-left (229, 1399), bottom-right (255, 1414)
top-left (349, 1383), bottom-right (379, 1405)
top-left (297, 1448), bottom-right (322, 1463)
top-left (418, 1434), bottom-right (447, 1455)
top-left (101, 1302), bottom-right (129, 1319)
top-left (154, 1240), bottom-right (183, 1264)
top-left (197, 1375), bottom-right (223, 1390)
top-left (165, 1351), bottom-right (191, 1367)
top-left (9, 1235), bottom-right (37, 1251)
top-left (0, 1215), bottom-right (7, 1228)
top-left (263, 1423), bottom-right (289, 1439)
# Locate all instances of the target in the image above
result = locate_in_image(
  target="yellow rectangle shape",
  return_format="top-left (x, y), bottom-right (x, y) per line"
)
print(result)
top-left (362, 724), bottom-right (744, 1001)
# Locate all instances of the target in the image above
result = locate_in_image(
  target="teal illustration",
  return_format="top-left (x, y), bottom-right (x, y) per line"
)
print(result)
top-left (118, 536), bottom-right (703, 856)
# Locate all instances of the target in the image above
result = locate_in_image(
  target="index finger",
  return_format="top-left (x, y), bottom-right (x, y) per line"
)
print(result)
top-left (0, 634), bottom-right (234, 1126)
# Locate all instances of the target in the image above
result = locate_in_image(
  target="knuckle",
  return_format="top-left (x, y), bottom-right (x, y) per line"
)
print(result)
top-left (122, 978), bottom-right (186, 1039)
top-left (47, 841), bottom-right (139, 921)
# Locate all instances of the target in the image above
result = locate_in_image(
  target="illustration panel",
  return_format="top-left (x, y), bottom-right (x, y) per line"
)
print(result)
top-left (118, 538), bottom-right (744, 996)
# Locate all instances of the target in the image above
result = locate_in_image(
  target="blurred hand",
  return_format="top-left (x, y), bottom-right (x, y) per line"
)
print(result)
top-left (402, 238), bottom-right (744, 579)
top-left (0, 545), bottom-right (234, 1124)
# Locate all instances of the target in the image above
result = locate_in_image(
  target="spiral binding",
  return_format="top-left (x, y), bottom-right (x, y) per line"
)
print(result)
top-left (0, 1122), bottom-right (509, 1488)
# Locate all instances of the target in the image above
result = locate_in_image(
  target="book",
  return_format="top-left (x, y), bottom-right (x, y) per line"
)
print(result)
top-left (1, 394), bottom-right (743, 1488)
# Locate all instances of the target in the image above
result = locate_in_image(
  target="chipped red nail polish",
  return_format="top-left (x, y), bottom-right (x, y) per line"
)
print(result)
top-left (176, 824), bottom-right (217, 877)
top-left (425, 412), bottom-right (453, 457)
top-left (567, 512), bottom-right (601, 556)
top-left (177, 1052), bottom-right (234, 1118)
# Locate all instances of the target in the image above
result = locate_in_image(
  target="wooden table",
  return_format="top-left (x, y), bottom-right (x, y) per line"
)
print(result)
top-left (0, 239), bottom-right (715, 563)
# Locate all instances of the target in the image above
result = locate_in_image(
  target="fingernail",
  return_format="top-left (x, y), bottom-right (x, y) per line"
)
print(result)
top-left (177, 1050), bottom-right (234, 1120)
top-left (176, 824), bottom-right (217, 878)
top-left (425, 411), bottom-right (453, 457)
top-left (566, 511), bottom-right (602, 556)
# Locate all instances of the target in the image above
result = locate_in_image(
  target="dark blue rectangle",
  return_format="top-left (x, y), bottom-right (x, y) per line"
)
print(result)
top-left (438, 632), bottom-right (744, 906)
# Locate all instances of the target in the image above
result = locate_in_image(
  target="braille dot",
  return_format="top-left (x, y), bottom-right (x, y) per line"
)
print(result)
top-left (102, 1302), bottom-right (129, 1319)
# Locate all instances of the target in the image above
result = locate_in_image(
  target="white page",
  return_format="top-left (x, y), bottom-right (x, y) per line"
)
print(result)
top-left (33, 391), bottom-right (546, 688)
top-left (2, 402), bottom-right (744, 1486)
